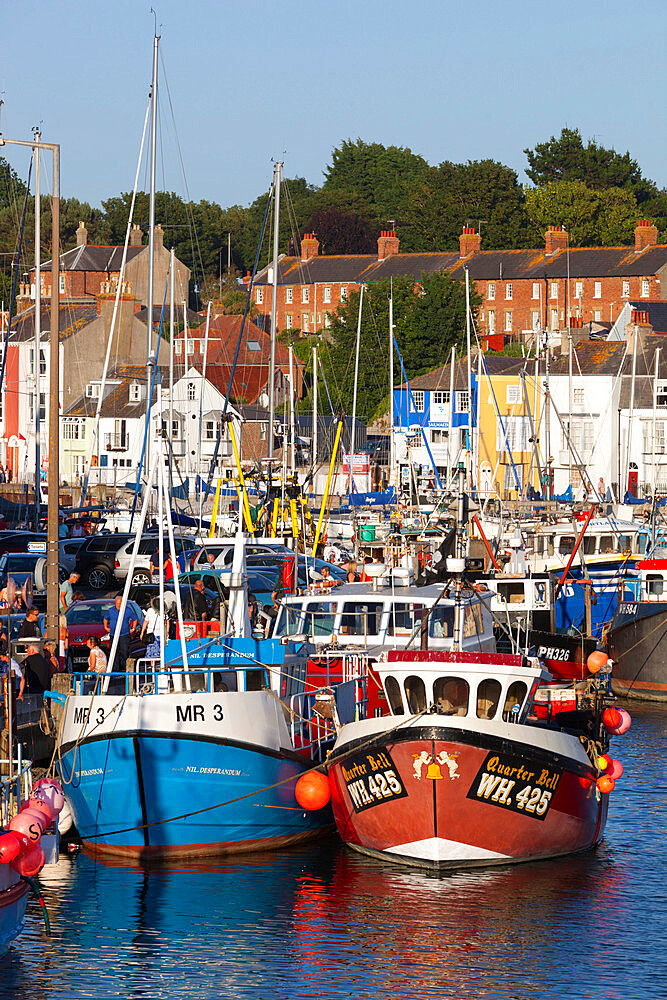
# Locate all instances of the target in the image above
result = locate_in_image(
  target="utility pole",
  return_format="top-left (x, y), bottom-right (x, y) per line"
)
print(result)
top-left (33, 129), bottom-right (41, 527)
top-left (0, 133), bottom-right (61, 641)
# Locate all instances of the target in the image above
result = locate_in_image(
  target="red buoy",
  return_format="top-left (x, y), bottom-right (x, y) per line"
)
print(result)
top-left (608, 759), bottom-right (624, 780)
top-left (597, 775), bottom-right (615, 794)
top-left (11, 841), bottom-right (45, 878)
top-left (0, 831), bottom-right (22, 864)
top-left (295, 771), bottom-right (331, 811)
top-left (602, 707), bottom-right (621, 730)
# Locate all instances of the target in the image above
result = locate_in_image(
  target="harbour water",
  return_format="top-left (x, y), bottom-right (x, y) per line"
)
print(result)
top-left (2, 704), bottom-right (665, 1000)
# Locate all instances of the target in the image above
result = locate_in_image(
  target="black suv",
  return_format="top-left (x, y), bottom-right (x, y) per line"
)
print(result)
top-left (74, 533), bottom-right (135, 590)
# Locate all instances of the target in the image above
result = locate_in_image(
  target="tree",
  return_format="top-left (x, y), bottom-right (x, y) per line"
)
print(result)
top-left (524, 127), bottom-right (654, 199)
top-left (322, 139), bottom-right (430, 227)
top-left (315, 273), bottom-right (476, 424)
top-left (401, 159), bottom-right (529, 251)
top-left (525, 180), bottom-right (638, 246)
top-left (294, 206), bottom-right (376, 255)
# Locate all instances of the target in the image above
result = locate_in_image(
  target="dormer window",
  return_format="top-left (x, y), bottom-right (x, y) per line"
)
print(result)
top-left (86, 383), bottom-right (101, 398)
top-left (187, 382), bottom-right (196, 401)
top-left (129, 382), bottom-right (143, 403)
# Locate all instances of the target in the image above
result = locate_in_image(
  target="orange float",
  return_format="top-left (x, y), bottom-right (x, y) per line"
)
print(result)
top-left (587, 650), bottom-right (608, 674)
top-left (596, 775), bottom-right (615, 793)
top-left (295, 771), bottom-right (331, 811)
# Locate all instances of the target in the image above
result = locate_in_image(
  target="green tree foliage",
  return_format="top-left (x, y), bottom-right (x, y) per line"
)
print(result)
top-left (296, 207), bottom-right (376, 254)
top-left (315, 274), bottom-right (475, 423)
top-left (322, 139), bottom-right (430, 227)
top-left (524, 127), bottom-right (651, 195)
top-left (402, 159), bottom-right (529, 251)
top-left (525, 181), bottom-right (639, 246)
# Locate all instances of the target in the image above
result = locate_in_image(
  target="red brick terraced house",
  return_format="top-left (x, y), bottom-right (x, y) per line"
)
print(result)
top-left (249, 222), bottom-right (667, 348)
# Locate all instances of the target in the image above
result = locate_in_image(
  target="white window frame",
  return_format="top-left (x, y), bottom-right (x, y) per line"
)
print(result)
top-left (506, 384), bottom-right (521, 405)
top-left (641, 279), bottom-right (650, 297)
top-left (504, 311), bottom-right (513, 332)
top-left (573, 388), bottom-right (585, 405)
top-left (550, 307), bottom-right (559, 330)
top-left (285, 287), bottom-right (293, 303)
top-left (532, 282), bottom-right (540, 300)
top-left (505, 283), bottom-right (513, 300)
top-left (550, 281), bottom-right (558, 299)
top-left (255, 288), bottom-right (264, 304)
top-left (432, 390), bottom-right (450, 406)
top-left (286, 314), bottom-right (293, 330)
top-left (175, 340), bottom-right (183, 355)
top-left (487, 310), bottom-right (495, 334)
top-left (622, 280), bottom-right (630, 298)
top-left (340, 286), bottom-right (347, 300)
top-left (456, 390), bottom-right (470, 413)
top-left (594, 281), bottom-right (602, 298)
top-left (487, 282), bottom-right (495, 300)
top-left (301, 287), bottom-right (310, 304)
top-left (411, 390), bottom-right (425, 413)
top-left (129, 383), bottom-right (141, 403)
top-left (323, 286), bottom-right (331, 304)
top-left (575, 281), bottom-right (583, 300)
top-left (187, 382), bottom-right (196, 401)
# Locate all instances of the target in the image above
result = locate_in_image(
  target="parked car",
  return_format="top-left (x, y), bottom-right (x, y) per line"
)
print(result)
top-left (65, 598), bottom-right (145, 666)
top-left (114, 533), bottom-right (203, 584)
top-left (74, 533), bottom-right (135, 590)
top-left (59, 537), bottom-right (88, 575)
top-left (0, 532), bottom-right (47, 556)
top-left (188, 540), bottom-right (294, 571)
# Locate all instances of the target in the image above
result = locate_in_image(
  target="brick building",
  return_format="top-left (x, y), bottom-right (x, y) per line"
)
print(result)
top-left (250, 222), bottom-right (667, 346)
top-left (18, 222), bottom-right (190, 312)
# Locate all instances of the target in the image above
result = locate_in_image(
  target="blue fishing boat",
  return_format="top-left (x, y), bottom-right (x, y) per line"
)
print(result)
top-left (55, 635), bottom-right (358, 860)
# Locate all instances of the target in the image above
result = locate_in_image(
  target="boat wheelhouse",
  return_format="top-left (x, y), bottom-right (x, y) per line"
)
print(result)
top-left (273, 580), bottom-right (494, 652)
top-left (606, 558), bottom-right (667, 702)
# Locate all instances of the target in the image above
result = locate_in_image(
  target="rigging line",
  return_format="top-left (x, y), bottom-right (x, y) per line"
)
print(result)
top-left (80, 97), bottom-right (152, 505)
top-left (0, 152), bottom-right (33, 397)
top-left (129, 277), bottom-right (169, 530)
top-left (204, 186), bottom-right (273, 495)
top-left (159, 50), bottom-right (207, 297)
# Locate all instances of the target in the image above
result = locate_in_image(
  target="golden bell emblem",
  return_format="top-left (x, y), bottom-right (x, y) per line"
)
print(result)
top-left (426, 762), bottom-right (443, 780)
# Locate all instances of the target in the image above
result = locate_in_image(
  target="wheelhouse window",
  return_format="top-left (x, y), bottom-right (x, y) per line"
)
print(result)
top-left (558, 535), bottom-right (576, 555)
top-left (384, 676), bottom-right (404, 715)
top-left (304, 601), bottom-right (336, 637)
top-left (404, 675), bottom-right (427, 713)
top-left (340, 601), bottom-right (384, 637)
top-left (274, 605), bottom-right (303, 636)
top-left (463, 603), bottom-right (483, 638)
top-left (599, 534), bottom-right (615, 554)
top-left (386, 603), bottom-right (423, 636)
top-left (476, 679), bottom-right (502, 719)
top-left (428, 606), bottom-right (454, 638)
top-left (503, 681), bottom-right (528, 720)
top-left (433, 677), bottom-right (469, 716)
top-left (496, 582), bottom-right (525, 605)
top-left (646, 574), bottom-right (664, 596)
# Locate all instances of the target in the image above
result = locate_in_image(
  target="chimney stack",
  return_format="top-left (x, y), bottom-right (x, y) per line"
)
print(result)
top-left (545, 226), bottom-right (568, 255)
top-left (130, 224), bottom-right (143, 247)
top-left (76, 221), bottom-right (88, 247)
top-left (153, 224), bottom-right (164, 249)
top-left (634, 219), bottom-right (658, 252)
top-left (300, 233), bottom-right (320, 262)
top-left (377, 230), bottom-right (399, 261)
top-left (459, 226), bottom-right (481, 258)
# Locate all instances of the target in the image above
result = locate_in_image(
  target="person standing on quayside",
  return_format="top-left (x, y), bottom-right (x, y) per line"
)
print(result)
top-left (149, 544), bottom-right (162, 584)
top-left (103, 595), bottom-right (138, 673)
top-left (59, 571), bottom-right (80, 612)
top-left (0, 650), bottom-right (25, 711)
top-left (18, 606), bottom-right (42, 641)
top-left (22, 643), bottom-right (50, 697)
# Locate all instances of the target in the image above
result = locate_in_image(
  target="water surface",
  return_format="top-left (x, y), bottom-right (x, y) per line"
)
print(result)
top-left (2, 704), bottom-right (664, 999)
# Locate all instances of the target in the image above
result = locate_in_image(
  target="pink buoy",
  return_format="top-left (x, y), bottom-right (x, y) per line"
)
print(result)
top-left (608, 759), bottom-right (624, 780)
top-left (32, 781), bottom-right (65, 815)
top-left (609, 709), bottom-right (632, 735)
top-left (25, 797), bottom-right (56, 826)
top-left (11, 841), bottom-right (45, 877)
top-left (0, 831), bottom-right (22, 864)
top-left (9, 810), bottom-right (45, 843)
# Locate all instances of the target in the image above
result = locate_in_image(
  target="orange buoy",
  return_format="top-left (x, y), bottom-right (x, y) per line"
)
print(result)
top-left (602, 707), bottom-right (621, 730)
top-left (587, 650), bottom-right (608, 674)
top-left (597, 775), bottom-right (615, 794)
top-left (295, 771), bottom-right (331, 811)
top-left (9, 810), bottom-right (44, 843)
top-left (608, 759), bottom-right (624, 780)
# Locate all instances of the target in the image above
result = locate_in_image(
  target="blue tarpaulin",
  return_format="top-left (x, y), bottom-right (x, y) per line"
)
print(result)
top-left (338, 488), bottom-right (397, 510)
top-left (555, 485), bottom-right (573, 503)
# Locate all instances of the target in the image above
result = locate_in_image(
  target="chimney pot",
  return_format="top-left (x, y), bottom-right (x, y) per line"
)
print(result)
top-left (634, 219), bottom-right (658, 252)
top-left (545, 226), bottom-right (568, 255)
top-left (459, 226), bottom-right (481, 258)
top-left (76, 221), bottom-right (88, 247)
top-left (130, 224), bottom-right (143, 247)
top-left (300, 233), bottom-right (320, 261)
top-left (377, 229), bottom-right (400, 260)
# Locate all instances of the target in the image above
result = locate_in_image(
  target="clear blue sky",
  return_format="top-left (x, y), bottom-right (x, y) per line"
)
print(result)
top-left (1, 0), bottom-right (665, 209)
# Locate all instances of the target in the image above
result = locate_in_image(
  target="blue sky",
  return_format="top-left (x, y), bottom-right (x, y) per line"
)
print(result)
top-left (1, 0), bottom-right (665, 209)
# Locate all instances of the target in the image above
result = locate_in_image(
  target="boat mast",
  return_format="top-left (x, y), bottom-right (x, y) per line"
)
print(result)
top-left (312, 344), bottom-right (318, 472)
top-left (465, 268), bottom-right (472, 486)
top-left (268, 160), bottom-right (282, 462)
top-left (288, 343), bottom-right (296, 476)
top-left (350, 283), bottom-right (364, 487)
top-left (33, 130), bottom-right (41, 527)
top-left (389, 283), bottom-right (394, 484)
top-left (448, 346), bottom-right (455, 488)
top-left (145, 31), bottom-right (159, 478)
top-left (452, 461), bottom-right (466, 652)
top-left (169, 246), bottom-right (174, 465)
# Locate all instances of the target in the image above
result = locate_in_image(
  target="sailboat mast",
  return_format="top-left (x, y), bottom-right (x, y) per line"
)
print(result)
top-left (389, 285), bottom-right (394, 481)
top-left (465, 268), bottom-right (472, 484)
top-left (169, 246), bottom-right (174, 458)
top-left (145, 32), bottom-right (159, 476)
top-left (312, 345), bottom-right (318, 471)
top-left (33, 130), bottom-right (41, 526)
top-left (268, 160), bottom-right (282, 461)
